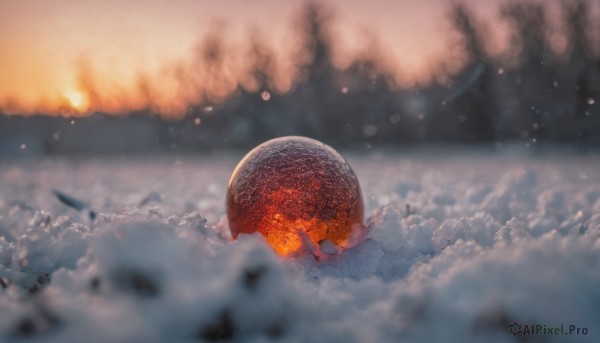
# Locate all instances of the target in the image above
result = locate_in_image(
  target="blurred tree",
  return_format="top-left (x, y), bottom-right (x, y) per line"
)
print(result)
top-left (292, 2), bottom-right (404, 146)
top-left (290, 2), bottom-right (337, 140)
top-left (341, 51), bottom-right (401, 144)
top-left (501, 2), bottom-right (557, 142)
top-left (435, 4), bottom-right (497, 142)
top-left (233, 33), bottom-right (286, 144)
top-left (564, 0), bottom-right (600, 142)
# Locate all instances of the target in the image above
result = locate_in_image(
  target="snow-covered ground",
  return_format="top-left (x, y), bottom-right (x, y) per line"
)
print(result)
top-left (1, 146), bottom-right (600, 342)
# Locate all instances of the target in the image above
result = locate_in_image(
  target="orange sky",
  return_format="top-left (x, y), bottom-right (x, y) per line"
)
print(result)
top-left (0, 0), bottom-right (509, 116)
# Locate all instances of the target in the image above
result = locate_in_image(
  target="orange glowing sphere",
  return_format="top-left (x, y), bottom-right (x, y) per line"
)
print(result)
top-left (227, 136), bottom-right (364, 256)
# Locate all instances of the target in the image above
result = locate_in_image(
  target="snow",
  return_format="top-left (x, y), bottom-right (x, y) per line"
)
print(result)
top-left (0, 147), bottom-right (599, 342)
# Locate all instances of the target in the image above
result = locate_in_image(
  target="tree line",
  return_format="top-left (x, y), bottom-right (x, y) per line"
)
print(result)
top-left (190, 1), bottom-right (600, 147)
top-left (2, 1), bottom-right (599, 155)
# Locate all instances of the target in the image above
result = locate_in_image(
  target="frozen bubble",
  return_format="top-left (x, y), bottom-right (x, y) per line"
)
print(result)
top-left (227, 137), bottom-right (364, 257)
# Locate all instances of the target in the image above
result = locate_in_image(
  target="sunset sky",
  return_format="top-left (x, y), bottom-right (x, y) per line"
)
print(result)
top-left (0, 0), bottom-right (555, 116)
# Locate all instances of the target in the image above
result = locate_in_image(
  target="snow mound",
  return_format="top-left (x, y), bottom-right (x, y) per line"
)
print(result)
top-left (0, 151), bottom-right (599, 342)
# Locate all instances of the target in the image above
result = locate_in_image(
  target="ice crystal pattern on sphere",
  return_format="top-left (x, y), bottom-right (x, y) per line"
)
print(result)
top-left (227, 136), bottom-right (364, 256)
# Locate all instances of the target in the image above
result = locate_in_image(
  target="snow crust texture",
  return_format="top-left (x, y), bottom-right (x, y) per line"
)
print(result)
top-left (0, 150), bottom-right (599, 342)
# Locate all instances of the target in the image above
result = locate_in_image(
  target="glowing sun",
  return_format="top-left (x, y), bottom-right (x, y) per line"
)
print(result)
top-left (64, 90), bottom-right (87, 111)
